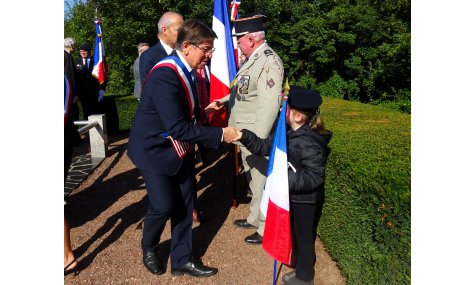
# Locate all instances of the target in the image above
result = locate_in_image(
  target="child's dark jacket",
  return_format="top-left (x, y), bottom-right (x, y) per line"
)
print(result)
top-left (240, 124), bottom-right (332, 204)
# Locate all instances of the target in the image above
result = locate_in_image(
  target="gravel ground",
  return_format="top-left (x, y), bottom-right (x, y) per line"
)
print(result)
top-left (64, 133), bottom-right (346, 285)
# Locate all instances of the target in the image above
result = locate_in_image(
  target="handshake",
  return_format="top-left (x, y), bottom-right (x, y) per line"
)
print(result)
top-left (206, 101), bottom-right (242, 143)
top-left (223, 127), bottom-right (242, 143)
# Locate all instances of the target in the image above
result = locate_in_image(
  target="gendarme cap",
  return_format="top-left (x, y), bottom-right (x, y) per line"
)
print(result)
top-left (287, 86), bottom-right (323, 113)
top-left (232, 15), bottom-right (266, 37)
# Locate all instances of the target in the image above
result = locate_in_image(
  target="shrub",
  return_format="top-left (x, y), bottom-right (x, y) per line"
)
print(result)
top-left (319, 97), bottom-right (410, 284)
top-left (114, 95), bottom-right (138, 131)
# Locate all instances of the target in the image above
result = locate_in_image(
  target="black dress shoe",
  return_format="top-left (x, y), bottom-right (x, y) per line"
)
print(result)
top-left (234, 219), bottom-right (257, 229)
top-left (283, 272), bottom-right (314, 285)
top-left (143, 250), bottom-right (165, 275)
top-left (244, 232), bottom-right (263, 244)
top-left (171, 256), bottom-right (218, 277)
top-left (282, 270), bottom-right (296, 284)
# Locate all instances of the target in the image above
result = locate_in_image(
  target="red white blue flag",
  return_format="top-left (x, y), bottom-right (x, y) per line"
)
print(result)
top-left (229, 0), bottom-right (241, 68)
top-left (209, 0), bottom-right (237, 127)
top-left (261, 99), bottom-right (292, 265)
top-left (229, 0), bottom-right (241, 20)
top-left (92, 19), bottom-right (107, 84)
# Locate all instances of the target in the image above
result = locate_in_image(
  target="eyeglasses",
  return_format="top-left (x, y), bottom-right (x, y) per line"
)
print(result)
top-left (191, 42), bottom-right (216, 56)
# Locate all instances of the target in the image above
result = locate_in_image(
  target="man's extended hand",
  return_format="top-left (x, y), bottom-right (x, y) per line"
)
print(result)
top-left (205, 100), bottom-right (224, 115)
top-left (223, 127), bottom-right (240, 143)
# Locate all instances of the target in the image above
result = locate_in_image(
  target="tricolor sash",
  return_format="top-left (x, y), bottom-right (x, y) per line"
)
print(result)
top-left (148, 56), bottom-right (196, 118)
top-left (147, 56), bottom-right (197, 159)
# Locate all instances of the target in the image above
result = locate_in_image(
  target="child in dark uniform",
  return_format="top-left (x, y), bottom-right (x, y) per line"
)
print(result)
top-left (236, 86), bottom-right (332, 285)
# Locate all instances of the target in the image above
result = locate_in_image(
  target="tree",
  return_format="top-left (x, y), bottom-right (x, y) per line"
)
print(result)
top-left (64, 0), bottom-right (410, 112)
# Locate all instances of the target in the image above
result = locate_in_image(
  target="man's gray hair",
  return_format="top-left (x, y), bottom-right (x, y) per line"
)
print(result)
top-left (249, 31), bottom-right (266, 42)
top-left (137, 42), bottom-right (150, 52)
top-left (64, 37), bottom-right (76, 48)
top-left (157, 11), bottom-right (184, 35)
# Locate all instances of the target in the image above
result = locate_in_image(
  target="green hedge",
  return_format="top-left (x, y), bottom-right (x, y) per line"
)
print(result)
top-left (112, 95), bottom-right (411, 283)
top-left (319, 97), bottom-right (410, 284)
top-left (76, 95), bottom-right (137, 132)
top-left (113, 95), bottom-right (138, 131)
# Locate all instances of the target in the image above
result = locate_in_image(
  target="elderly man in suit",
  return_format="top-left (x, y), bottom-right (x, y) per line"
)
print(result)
top-left (64, 37), bottom-right (80, 121)
top-left (205, 13), bottom-right (284, 245)
top-left (128, 20), bottom-right (239, 278)
top-left (76, 44), bottom-right (107, 119)
top-left (139, 11), bottom-right (184, 83)
top-left (133, 42), bottom-right (150, 100)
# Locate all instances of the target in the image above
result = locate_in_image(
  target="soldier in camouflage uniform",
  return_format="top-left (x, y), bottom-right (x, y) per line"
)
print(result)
top-left (206, 14), bottom-right (284, 244)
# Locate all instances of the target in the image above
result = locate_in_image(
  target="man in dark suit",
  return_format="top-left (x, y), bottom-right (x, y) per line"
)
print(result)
top-left (128, 20), bottom-right (239, 278)
top-left (139, 11), bottom-right (184, 84)
top-left (139, 11), bottom-right (203, 222)
top-left (64, 37), bottom-right (80, 121)
top-left (76, 44), bottom-right (106, 119)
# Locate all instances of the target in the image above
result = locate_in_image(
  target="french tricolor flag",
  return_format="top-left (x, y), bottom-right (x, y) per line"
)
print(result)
top-left (209, 0), bottom-right (237, 127)
top-left (261, 99), bottom-right (292, 265)
top-left (92, 19), bottom-right (107, 84)
top-left (229, 0), bottom-right (241, 68)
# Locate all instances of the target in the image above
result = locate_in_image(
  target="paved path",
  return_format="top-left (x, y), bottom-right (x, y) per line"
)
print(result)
top-left (64, 133), bottom-right (346, 284)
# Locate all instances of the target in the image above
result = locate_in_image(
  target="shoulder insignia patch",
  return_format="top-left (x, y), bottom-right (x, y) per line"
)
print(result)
top-left (267, 78), bottom-right (275, 89)
top-left (264, 49), bottom-right (274, 56)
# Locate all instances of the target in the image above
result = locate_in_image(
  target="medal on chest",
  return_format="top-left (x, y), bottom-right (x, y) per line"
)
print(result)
top-left (237, 74), bottom-right (250, 101)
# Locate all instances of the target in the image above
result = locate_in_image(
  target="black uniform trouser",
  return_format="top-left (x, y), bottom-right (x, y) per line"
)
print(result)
top-left (139, 155), bottom-right (195, 268)
top-left (290, 201), bottom-right (324, 282)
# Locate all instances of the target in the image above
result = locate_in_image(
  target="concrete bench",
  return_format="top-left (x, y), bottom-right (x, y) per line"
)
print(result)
top-left (64, 114), bottom-right (108, 198)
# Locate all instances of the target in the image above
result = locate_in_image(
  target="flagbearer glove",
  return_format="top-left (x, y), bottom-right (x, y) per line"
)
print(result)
top-left (98, 89), bottom-right (105, 102)
top-left (238, 129), bottom-right (272, 157)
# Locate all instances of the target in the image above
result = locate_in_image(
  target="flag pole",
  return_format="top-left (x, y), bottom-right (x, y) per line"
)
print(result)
top-left (233, 144), bottom-right (239, 208)
top-left (272, 260), bottom-right (277, 285)
top-left (269, 79), bottom-right (290, 285)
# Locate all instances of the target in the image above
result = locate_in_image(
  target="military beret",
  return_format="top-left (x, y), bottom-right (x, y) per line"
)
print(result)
top-left (79, 44), bottom-right (91, 51)
top-left (287, 86), bottom-right (322, 114)
top-left (232, 15), bottom-right (266, 37)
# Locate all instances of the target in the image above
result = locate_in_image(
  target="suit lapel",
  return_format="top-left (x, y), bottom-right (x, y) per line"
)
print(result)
top-left (171, 50), bottom-right (199, 109)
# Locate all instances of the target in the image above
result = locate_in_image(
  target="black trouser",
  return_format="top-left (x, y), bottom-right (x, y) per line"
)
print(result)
top-left (290, 201), bottom-right (324, 282)
top-left (139, 155), bottom-right (195, 268)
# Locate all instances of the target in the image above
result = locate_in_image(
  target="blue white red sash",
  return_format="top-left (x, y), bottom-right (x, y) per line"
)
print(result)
top-left (148, 56), bottom-right (197, 159)
top-left (149, 56), bottom-right (196, 119)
